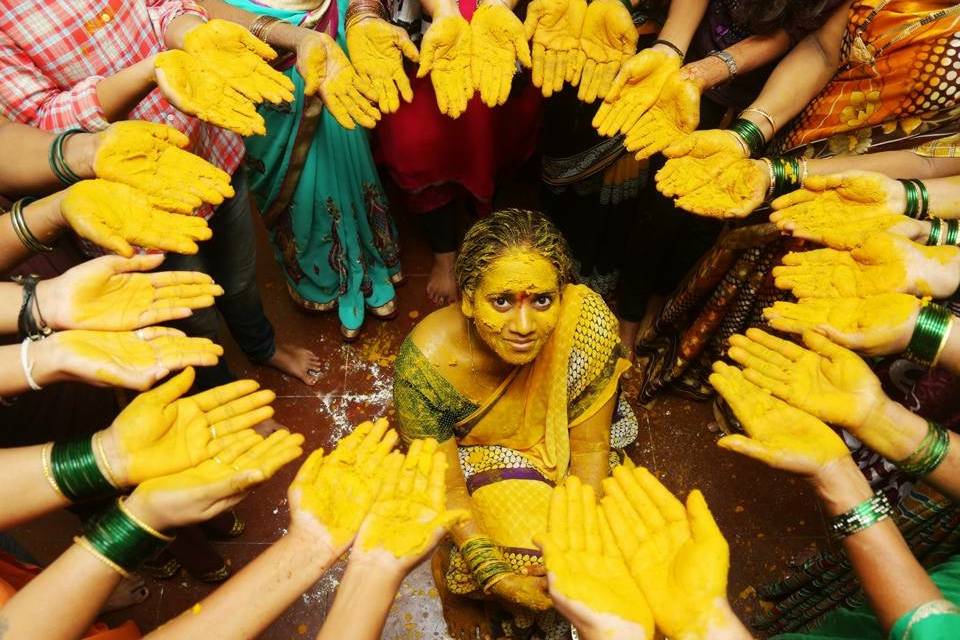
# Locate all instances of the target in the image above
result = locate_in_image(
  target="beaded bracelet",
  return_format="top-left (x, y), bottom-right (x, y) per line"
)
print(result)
top-left (50, 436), bottom-right (116, 502)
top-left (460, 536), bottom-right (512, 592)
top-left (48, 129), bottom-right (86, 186)
top-left (829, 492), bottom-right (893, 539)
top-left (729, 118), bottom-right (765, 157)
top-left (78, 499), bottom-right (174, 576)
top-left (946, 219), bottom-right (960, 246)
top-left (905, 302), bottom-right (953, 368)
top-left (927, 217), bottom-right (945, 246)
top-left (898, 420), bottom-right (951, 476)
top-left (10, 198), bottom-right (53, 254)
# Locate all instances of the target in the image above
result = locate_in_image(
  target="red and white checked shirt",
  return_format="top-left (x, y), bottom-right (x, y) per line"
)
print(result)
top-left (0, 0), bottom-right (245, 178)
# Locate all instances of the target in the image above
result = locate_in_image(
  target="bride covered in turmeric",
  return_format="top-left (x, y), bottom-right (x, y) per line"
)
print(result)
top-left (392, 208), bottom-right (637, 637)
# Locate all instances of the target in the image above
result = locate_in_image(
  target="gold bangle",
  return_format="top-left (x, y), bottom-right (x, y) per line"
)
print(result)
top-left (762, 157), bottom-right (776, 199)
top-left (798, 156), bottom-right (809, 185)
top-left (41, 442), bottom-right (67, 500)
top-left (741, 107), bottom-right (777, 139)
top-left (727, 130), bottom-right (750, 158)
top-left (74, 535), bottom-right (130, 577)
top-left (93, 432), bottom-right (121, 490)
top-left (249, 15), bottom-right (280, 43)
top-left (117, 498), bottom-right (175, 542)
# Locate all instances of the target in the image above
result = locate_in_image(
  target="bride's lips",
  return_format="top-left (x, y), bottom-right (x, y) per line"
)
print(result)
top-left (506, 339), bottom-right (536, 351)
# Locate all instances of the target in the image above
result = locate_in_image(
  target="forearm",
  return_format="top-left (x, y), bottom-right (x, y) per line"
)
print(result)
top-left (655, 0), bottom-right (708, 56)
top-left (198, 0), bottom-right (315, 50)
top-left (420, 0), bottom-right (459, 19)
top-left (146, 530), bottom-right (336, 640)
top-left (163, 13), bottom-right (209, 50)
top-left (812, 457), bottom-right (942, 632)
top-left (0, 444), bottom-right (71, 530)
top-left (0, 283), bottom-right (23, 334)
top-left (685, 30), bottom-right (792, 91)
top-left (807, 151), bottom-right (960, 182)
top-left (315, 558), bottom-right (403, 640)
top-left (0, 192), bottom-right (64, 274)
top-left (93, 56), bottom-right (160, 124)
top-left (0, 123), bottom-right (96, 196)
top-left (0, 543), bottom-right (120, 640)
top-left (569, 397), bottom-right (615, 494)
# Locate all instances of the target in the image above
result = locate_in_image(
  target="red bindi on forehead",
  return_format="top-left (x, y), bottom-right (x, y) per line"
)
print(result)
top-left (516, 292), bottom-right (532, 303)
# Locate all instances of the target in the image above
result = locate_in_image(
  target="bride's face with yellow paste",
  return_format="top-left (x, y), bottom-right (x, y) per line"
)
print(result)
top-left (462, 248), bottom-right (561, 365)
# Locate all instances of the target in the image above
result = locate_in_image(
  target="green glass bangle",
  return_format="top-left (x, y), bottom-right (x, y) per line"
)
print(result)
top-left (898, 420), bottom-right (950, 476)
top-left (899, 179), bottom-right (920, 219)
top-left (48, 128), bottom-right (85, 186)
top-left (829, 492), bottom-right (893, 539)
top-left (946, 219), bottom-right (960, 245)
top-left (913, 179), bottom-right (930, 219)
top-left (927, 218), bottom-right (944, 246)
top-left (770, 157), bottom-right (803, 197)
top-left (730, 118), bottom-right (766, 157)
top-left (83, 499), bottom-right (173, 574)
top-left (905, 303), bottom-right (953, 368)
top-left (50, 436), bottom-right (116, 502)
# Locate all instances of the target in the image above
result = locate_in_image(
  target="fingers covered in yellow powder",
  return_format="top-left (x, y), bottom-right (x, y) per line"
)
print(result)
top-left (524, 0), bottom-right (586, 98)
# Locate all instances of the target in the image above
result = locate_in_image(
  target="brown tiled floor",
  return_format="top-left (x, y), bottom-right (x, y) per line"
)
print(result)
top-left (10, 177), bottom-right (828, 639)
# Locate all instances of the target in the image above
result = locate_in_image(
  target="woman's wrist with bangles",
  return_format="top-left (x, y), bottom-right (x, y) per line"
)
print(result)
top-left (904, 301), bottom-right (954, 368)
top-left (460, 536), bottom-right (513, 592)
top-left (60, 132), bottom-right (97, 182)
top-left (809, 456), bottom-right (875, 518)
top-left (75, 496), bottom-right (174, 577)
top-left (761, 156), bottom-right (806, 199)
top-left (346, 0), bottom-right (388, 28)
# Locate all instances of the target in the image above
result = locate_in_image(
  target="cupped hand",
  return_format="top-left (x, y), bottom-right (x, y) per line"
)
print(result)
top-left (601, 466), bottom-right (730, 640)
top-left (93, 121), bottom-right (234, 213)
top-left (572, 0), bottom-right (637, 103)
top-left (126, 428), bottom-right (304, 531)
top-left (672, 158), bottom-right (768, 218)
top-left (354, 438), bottom-right (469, 573)
top-left (654, 129), bottom-right (746, 198)
top-left (183, 19), bottom-right (295, 105)
top-left (42, 327), bottom-right (222, 391)
top-left (773, 232), bottom-right (960, 299)
top-left (622, 71), bottom-right (700, 160)
top-left (346, 17), bottom-right (419, 114)
top-left (38, 254), bottom-right (222, 332)
top-left (287, 418), bottom-right (399, 555)
top-left (763, 293), bottom-right (922, 356)
top-left (471, 0), bottom-right (531, 107)
top-left (155, 50), bottom-right (267, 136)
top-left (592, 48), bottom-right (681, 137)
top-left (524, 0), bottom-right (587, 97)
top-left (710, 360), bottom-right (851, 476)
top-left (101, 366), bottom-right (276, 485)
top-left (726, 328), bottom-right (887, 434)
top-left (535, 476), bottom-right (653, 639)
top-left (418, 14), bottom-right (474, 118)
top-left (299, 32), bottom-right (381, 129)
top-left (770, 170), bottom-right (920, 249)
top-left (62, 179), bottom-right (212, 257)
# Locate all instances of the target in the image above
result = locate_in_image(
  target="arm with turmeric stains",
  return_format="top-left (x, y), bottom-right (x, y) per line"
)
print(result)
top-left (681, 29), bottom-right (791, 93)
top-left (569, 395), bottom-right (614, 494)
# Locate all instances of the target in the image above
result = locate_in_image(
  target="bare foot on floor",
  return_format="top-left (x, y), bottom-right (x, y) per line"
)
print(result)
top-left (266, 343), bottom-right (323, 385)
top-left (427, 252), bottom-right (459, 306)
top-left (254, 416), bottom-right (284, 436)
top-left (102, 574), bottom-right (149, 613)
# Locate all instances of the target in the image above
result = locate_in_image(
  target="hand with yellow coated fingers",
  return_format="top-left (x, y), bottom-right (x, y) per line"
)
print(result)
top-left (770, 171), bottom-right (923, 250)
top-left (592, 48), bottom-right (680, 137)
top-left (34, 327), bottom-right (223, 392)
top-left (772, 233), bottom-right (960, 299)
top-left (92, 121), bottom-right (234, 214)
top-left (654, 129), bottom-right (746, 199)
top-left (155, 50), bottom-right (267, 136)
top-left (622, 72), bottom-right (700, 160)
top-left (524, 0), bottom-right (587, 98)
top-left (354, 438), bottom-right (470, 572)
top-left (183, 19), bottom-right (295, 106)
top-left (471, 0), bottom-right (531, 108)
top-left (346, 17), bottom-right (420, 114)
top-left (37, 254), bottom-right (222, 332)
top-left (124, 429), bottom-right (304, 531)
top-left (61, 179), bottom-right (212, 257)
top-left (570, 0), bottom-right (637, 104)
top-left (418, 14), bottom-right (474, 118)
top-left (99, 367), bottom-right (277, 486)
top-left (672, 158), bottom-right (768, 218)
top-left (726, 328), bottom-right (888, 437)
top-left (600, 466), bottom-right (735, 640)
top-left (298, 32), bottom-right (381, 129)
top-left (709, 360), bottom-right (851, 476)
top-left (287, 418), bottom-right (399, 555)
top-left (763, 294), bottom-right (923, 357)
top-left (534, 476), bottom-right (654, 640)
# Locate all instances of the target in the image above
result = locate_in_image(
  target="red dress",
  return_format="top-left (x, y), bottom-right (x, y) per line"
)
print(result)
top-left (373, 0), bottom-right (542, 214)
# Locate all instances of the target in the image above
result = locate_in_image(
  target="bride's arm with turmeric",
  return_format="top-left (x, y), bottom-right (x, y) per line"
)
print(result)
top-left (568, 395), bottom-right (615, 494)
